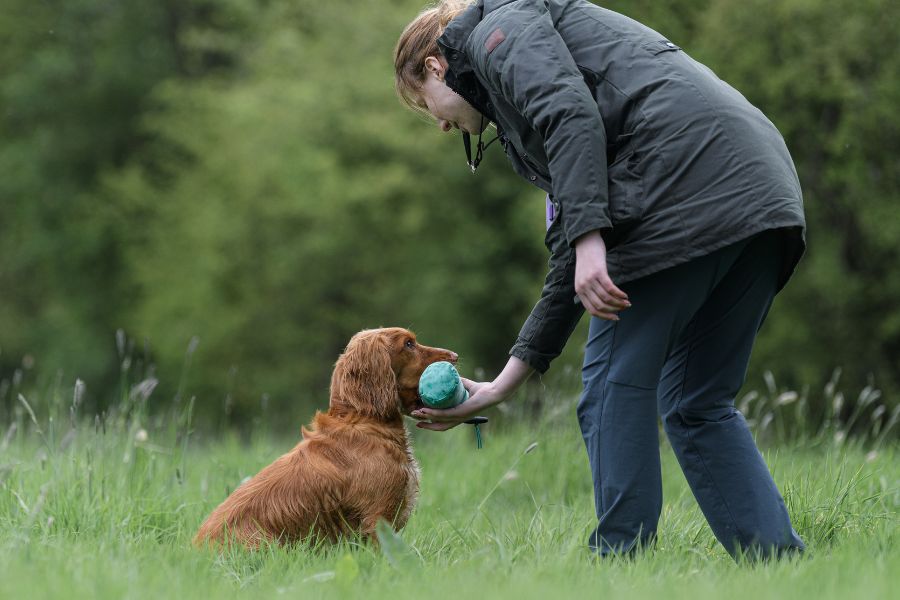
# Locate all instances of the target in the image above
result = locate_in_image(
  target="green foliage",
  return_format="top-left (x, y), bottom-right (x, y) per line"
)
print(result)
top-left (0, 0), bottom-right (263, 396)
top-left (0, 0), bottom-right (178, 386)
top-left (100, 0), bottom-right (543, 419)
top-left (1, 0), bottom-right (898, 424)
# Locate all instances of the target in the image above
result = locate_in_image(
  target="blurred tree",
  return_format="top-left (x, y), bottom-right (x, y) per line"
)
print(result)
top-left (689, 0), bottom-right (900, 400)
top-left (106, 0), bottom-right (544, 423)
top-left (1, 0), bottom-right (897, 428)
top-left (0, 0), bottom-right (178, 395)
top-left (0, 0), bottom-right (264, 410)
top-left (602, 0), bottom-right (711, 44)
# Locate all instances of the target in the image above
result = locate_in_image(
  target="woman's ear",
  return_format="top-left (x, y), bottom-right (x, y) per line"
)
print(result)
top-left (329, 331), bottom-right (399, 420)
top-left (424, 55), bottom-right (445, 80)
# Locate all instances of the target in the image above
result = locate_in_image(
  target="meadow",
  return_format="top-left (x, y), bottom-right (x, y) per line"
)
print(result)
top-left (0, 375), bottom-right (896, 600)
top-left (3, 1), bottom-right (897, 597)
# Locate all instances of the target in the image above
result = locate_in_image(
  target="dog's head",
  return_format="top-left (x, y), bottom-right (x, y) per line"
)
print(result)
top-left (329, 327), bottom-right (458, 420)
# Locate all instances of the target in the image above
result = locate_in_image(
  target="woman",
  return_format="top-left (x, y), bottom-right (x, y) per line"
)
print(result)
top-left (396, 0), bottom-right (806, 559)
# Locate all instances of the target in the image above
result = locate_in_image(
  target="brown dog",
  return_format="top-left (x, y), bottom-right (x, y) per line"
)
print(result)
top-left (193, 327), bottom-right (456, 548)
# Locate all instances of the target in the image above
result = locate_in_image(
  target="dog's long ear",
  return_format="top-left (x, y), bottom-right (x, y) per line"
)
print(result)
top-left (330, 331), bottom-right (399, 420)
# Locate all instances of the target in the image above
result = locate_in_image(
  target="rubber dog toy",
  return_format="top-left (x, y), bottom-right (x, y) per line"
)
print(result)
top-left (418, 361), bottom-right (488, 448)
top-left (419, 361), bottom-right (468, 408)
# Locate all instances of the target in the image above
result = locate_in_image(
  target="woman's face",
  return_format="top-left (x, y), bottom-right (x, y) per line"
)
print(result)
top-left (418, 56), bottom-right (488, 135)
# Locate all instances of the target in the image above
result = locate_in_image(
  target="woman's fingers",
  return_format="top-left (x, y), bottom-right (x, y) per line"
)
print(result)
top-left (578, 286), bottom-right (622, 320)
top-left (594, 278), bottom-right (629, 307)
top-left (602, 277), bottom-right (629, 302)
top-left (415, 421), bottom-right (459, 431)
top-left (410, 408), bottom-right (433, 420)
top-left (597, 291), bottom-right (629, 309)
top-left (459, 376), bottom-right (484, 393)
top-left (578, 275), bottom-right (631, 318)
top-left (412, 405), bottom-right (471, 422)
top-left (578, 278), bottom-right (625, 307)
top-left (412, 405), bottom-right (466, 429)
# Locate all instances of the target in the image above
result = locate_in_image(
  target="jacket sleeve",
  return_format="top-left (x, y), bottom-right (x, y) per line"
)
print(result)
top-left (509, 213), bottom-right (585, 373)
top-left (468, 0), bottom-right (612, 247)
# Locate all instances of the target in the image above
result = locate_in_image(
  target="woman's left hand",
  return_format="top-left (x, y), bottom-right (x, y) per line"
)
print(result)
top-left (411, 377), bottom-right (501, 431)
top-left (574, 230), bottom-right (630, 319)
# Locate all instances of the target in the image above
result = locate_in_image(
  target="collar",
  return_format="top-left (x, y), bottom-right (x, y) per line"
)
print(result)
top-left (437, 0), bottom-right (519, 65)
top-left (436, 1), bottom-right (483, 78)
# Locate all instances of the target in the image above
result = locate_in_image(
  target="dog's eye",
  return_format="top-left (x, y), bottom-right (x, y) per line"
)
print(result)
top-left (405, 340), bottom-right (416, 350)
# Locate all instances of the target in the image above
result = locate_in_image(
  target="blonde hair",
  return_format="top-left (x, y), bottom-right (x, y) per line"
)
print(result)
top-left (393, 1), bottom-right (474, 113)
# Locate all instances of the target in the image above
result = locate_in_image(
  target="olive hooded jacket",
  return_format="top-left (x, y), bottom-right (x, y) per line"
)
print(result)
top-left (437, 0), bottom-right (806, 373)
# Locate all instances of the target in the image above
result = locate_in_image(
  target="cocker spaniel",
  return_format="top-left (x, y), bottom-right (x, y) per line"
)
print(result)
top-left (193, 327), bottom-right (456, 548)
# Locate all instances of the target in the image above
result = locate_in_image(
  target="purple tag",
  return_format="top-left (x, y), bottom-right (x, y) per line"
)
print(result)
top-left (545, 195), bottom-right (555, 230)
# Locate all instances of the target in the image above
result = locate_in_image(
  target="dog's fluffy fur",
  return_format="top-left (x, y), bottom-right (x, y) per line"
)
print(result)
top-left (193, 328), bottom-right (456, 548)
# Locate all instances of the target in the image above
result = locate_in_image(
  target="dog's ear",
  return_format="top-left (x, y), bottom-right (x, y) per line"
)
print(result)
top-left (330, 331), bottom-right (399, 419)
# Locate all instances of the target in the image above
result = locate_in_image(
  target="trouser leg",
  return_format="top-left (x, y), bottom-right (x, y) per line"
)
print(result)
top-left (578, 317), bottom-right (662, 554)
top-left (657, 230), bottom-right (805, 559)
top-left (577, 237), bottom-right (753, 555)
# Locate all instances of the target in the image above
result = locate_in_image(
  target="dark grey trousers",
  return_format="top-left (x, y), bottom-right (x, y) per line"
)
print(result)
top-left (577, 229), bottom-right (805, 559)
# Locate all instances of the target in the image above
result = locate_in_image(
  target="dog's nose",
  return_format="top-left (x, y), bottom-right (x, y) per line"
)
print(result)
top-left (447, 351), bottom-right (459, 363)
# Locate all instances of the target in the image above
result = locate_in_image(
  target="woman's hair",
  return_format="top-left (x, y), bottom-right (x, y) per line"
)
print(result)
top-left (393, 1), bottom-right (474, 113)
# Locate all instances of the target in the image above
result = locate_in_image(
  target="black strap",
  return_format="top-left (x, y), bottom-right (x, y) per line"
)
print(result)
top-left (463, 114), bottom-right (499, 173)
top-left (463, 132), bottom-right (474, 171)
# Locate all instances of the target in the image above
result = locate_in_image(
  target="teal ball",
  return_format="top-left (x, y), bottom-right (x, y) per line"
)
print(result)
top-left (418, 361), bottom-right (469, 409)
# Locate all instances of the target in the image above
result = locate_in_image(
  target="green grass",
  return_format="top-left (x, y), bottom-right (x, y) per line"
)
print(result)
top-left (0, 388), bottom-right (897, 600)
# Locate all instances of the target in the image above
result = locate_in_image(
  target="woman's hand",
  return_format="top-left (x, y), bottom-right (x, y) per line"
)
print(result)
top-left (574, 230), bottom-right (630, 320)
top-left (411, 378), bottom-right (503, 431)
top-left (411, 356), bottom-right (533, 432)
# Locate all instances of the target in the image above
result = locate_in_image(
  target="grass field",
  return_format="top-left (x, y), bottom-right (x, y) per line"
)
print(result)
top-left (1, 384), bottom-right (897, 600)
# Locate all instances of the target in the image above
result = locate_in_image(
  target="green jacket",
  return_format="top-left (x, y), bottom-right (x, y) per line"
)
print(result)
top-left (438, 0), bottom-right (806, 373)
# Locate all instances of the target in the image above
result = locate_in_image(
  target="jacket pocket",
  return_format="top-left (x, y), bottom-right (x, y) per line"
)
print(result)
top-left (607, 150), bottom-right (644, 226)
